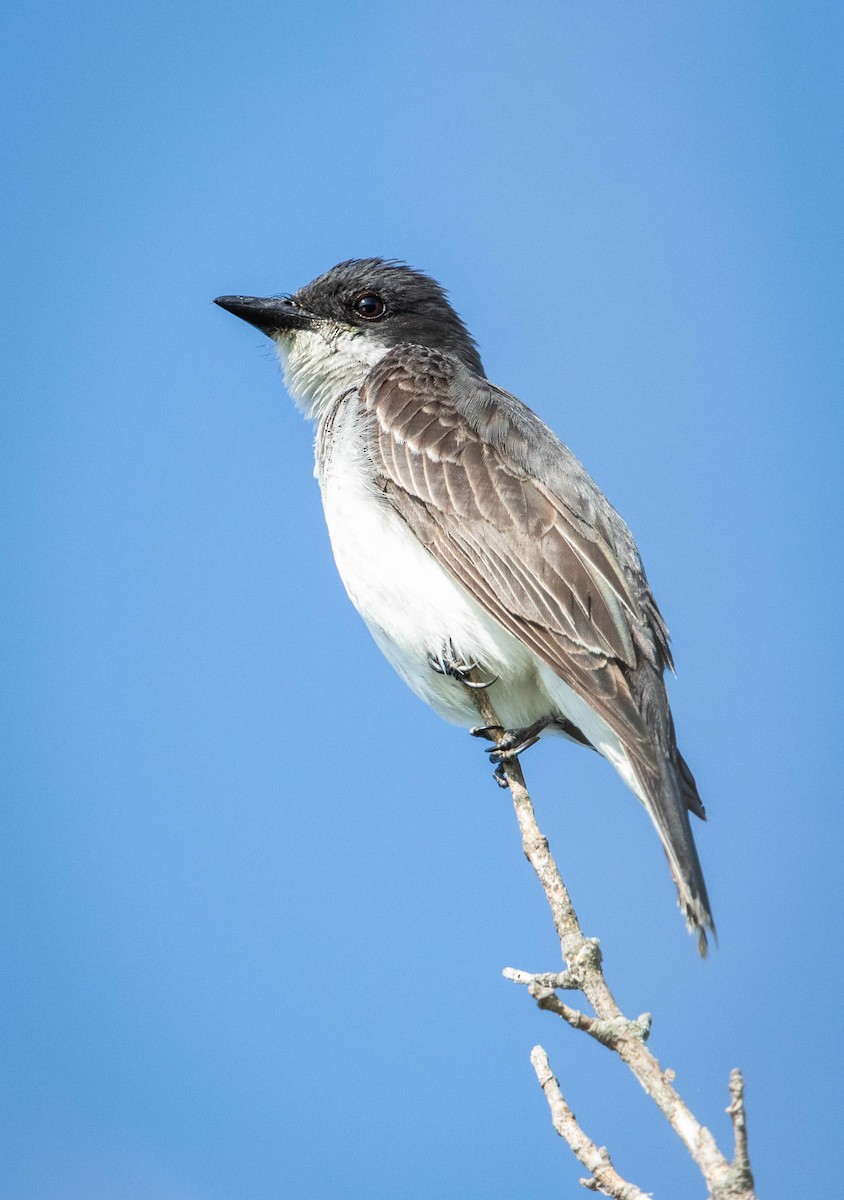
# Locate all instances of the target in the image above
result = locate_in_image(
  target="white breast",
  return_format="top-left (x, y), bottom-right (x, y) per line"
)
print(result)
top-left (316, 397), bottom-right (548, 729)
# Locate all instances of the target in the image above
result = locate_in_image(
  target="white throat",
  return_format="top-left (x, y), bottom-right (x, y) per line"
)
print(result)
top-left (274, 326), bottom-right (391, 423)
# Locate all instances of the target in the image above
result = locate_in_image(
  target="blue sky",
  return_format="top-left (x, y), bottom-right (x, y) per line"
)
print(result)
top-left (2, 3), bottom-right (842, 1197)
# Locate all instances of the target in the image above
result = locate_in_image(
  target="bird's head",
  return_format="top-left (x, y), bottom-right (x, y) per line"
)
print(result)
top-left (215, 258), bottom-right (484, 419)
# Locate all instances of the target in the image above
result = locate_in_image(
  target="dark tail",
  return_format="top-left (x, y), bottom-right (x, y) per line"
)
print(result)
top-left (632, 747), bottom-right (715, 955)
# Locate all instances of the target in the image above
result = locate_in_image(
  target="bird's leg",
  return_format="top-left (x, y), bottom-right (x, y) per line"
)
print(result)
top-left (472, 714), bottom-right (593, 781)
top-left (486, 715), bottom-right (593, 761)
top-left (427, 640), bottom-right (498, 690)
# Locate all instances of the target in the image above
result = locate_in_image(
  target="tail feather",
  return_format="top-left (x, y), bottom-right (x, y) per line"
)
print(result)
top-left (632, 750), bottom-right (715, 955)
top-left (678, 749), bottom-right (706, 820)
top-left (616, 663), bottom-right (714, 953)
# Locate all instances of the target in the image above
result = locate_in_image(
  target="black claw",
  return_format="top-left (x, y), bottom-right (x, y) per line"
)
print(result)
top-left (471, 724), bottom-right (504, 741)
top-left (489, 735), bottom-right (542, 764)
top-left (483, 716), bottom-right (555, 764)
top-left (493, 763), bottom-right (509, 788)
top-left (427, 641), bottom-right (497, 688)
top-left (454, 656), bottom-right (480, 673)
top-left (462, 673), bottom-right (499, 690)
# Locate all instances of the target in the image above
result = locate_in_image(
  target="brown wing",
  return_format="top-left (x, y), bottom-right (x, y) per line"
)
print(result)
top-left (359, 344), bottom-right (664, 753)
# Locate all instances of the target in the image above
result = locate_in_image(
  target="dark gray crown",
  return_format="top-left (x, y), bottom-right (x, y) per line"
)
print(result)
top-left (294, 258), bottom-right (485, 377)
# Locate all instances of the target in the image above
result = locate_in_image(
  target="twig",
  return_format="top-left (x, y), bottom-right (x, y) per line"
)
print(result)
top-left (726, 1069), bottom-right (754, 1190)
top-left (532, 1046), bottom-right (651, 1200)
top-left (463, 678), bottom-right (756, 1200)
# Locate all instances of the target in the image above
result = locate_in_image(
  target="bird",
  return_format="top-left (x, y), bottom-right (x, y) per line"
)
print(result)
top-left (215, 258), bottom-right (714, 952)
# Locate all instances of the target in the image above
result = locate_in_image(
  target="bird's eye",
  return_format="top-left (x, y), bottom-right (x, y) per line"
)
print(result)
top-left (352, 292), bottom-right (386, 320)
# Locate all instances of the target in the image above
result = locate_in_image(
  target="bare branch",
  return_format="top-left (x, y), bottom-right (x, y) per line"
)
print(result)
top-left (503, 966), bottom-right (581, 991)
top-left (462, 678), bottom-right (757, 1200)
top-left (531, 1046), bottom-right (651, 1199)
top-left (726, 1070), bottom-right (754, 1190)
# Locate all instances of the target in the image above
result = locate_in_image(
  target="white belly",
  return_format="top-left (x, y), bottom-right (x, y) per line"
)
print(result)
top-left (316, 402), bottom-right (541, 727)
top-left (316, 401), bottom-right (640, 795)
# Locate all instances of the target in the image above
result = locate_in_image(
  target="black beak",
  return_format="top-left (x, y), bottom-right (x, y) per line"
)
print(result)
top-left (213, 295), bottom-right (316, 336)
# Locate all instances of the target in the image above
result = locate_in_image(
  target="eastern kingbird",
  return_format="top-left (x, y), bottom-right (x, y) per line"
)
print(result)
top-left (215, 259), bottom-right (714, 952)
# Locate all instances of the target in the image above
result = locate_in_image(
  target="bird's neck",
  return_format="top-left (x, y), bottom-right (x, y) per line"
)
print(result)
top-left (275, 327), bottom-right (390, 424)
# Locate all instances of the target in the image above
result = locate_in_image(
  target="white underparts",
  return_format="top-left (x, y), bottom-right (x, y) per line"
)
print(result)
top-left (276, 326), bottom-right (641, 800)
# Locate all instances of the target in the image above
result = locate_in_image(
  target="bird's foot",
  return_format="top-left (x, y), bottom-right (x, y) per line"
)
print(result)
top-left (427, 640), bottom-right (498, 690)
top-left (492, 763), bottom-right (509, 788)
top-left (485, 716), bottom-right (554, 763)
